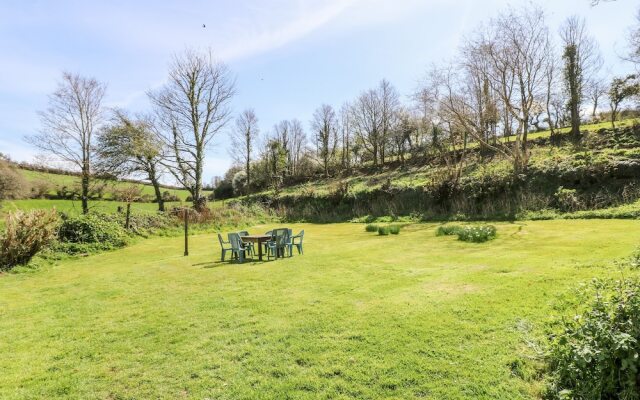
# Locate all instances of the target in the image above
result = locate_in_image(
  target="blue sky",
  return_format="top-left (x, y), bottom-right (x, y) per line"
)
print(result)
top-left (0, 0), bottom-right (637, 181)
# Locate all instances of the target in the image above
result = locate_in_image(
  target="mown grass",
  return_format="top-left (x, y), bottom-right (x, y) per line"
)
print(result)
top-left (1, 220), bottom-right (639, 399)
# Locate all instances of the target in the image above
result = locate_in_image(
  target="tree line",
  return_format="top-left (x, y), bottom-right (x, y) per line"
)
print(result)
top-left (27, 3), bottom-right (640, 212)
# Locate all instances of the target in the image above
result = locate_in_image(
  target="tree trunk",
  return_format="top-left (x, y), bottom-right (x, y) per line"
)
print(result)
top-left (150, 176), bottom-right (164, 212)
top-left (81, 162), bottom-right (90, 214)
top-left (125, 203), bottom-right (131, 229)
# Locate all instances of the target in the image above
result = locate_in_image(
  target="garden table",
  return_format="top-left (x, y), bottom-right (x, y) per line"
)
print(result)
top-left (240, 235), bottom-right (271, 261)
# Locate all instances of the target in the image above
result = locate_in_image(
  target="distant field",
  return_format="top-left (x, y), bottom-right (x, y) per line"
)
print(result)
top-left (19, 169), bottom-right (191, 201)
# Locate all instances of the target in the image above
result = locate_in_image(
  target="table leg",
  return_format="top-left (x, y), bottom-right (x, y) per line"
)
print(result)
top-left (258, 238), bottom-right (263, 261)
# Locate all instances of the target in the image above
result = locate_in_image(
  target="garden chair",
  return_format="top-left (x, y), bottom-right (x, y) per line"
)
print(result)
top-left (291, 230), bottom-right (304, 255)
top-left (218, 233), bottom-right (232, 261)
top-left (228, 233), bottom-right (252, 263)
top-left (238, 230), bottom-right (255, 254)
top-left (265, 228), bottom-right (290, 260)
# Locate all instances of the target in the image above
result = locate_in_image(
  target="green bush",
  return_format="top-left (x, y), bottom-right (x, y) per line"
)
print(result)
top-left (554, 186), bottom-right (583, 212)
top-left (389, 225), bottom-right (401, 235)
top-left (435, 224), bottom-right (462, 236)
top-left (365, 224), bottom-right (378, 232)
top-left (0, 209), bottom-right (58, 270)
top-left (546, 278), bottom-right (640, 399)
top-left (631, 247), bottom-right (640, 269)
top-left (378, 226), bottom-right (390, 235)
top-left (456, 225), bottom-right (497, 243)
top-left (57, 213), bottom-right (128, 251)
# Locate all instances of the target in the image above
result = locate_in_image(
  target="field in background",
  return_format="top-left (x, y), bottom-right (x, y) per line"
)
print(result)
top-left (1, 220), bottom-right (639, 399)
top-left (19, 169), bottom-right (191, 201)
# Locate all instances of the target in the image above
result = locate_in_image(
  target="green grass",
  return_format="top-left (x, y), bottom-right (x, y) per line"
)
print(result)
top-left (19, 168), bottom-right (191, 200)
top-left (1, 220), bottom-right (639, 398)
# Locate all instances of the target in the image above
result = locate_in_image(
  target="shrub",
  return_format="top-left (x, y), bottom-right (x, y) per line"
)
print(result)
top-left (365, 224), bottom-right (378, 232)
top-left (57, 213), bottom-right (127, 251)
top-left (378, 226), bottom-right (390, 235)
top-left (389, 225), bottom-right (401, 235)
top-left (546, 278), bottom-right (640, 399)
top-left (630, 247), bottom-right (640, 269)
top-left (554, 186), bottom-right (583, 212)
top-left (0, 160), bottom-right (28, 200)
top-left (436, 224), bottom-right (462, 236)
top-left (0, 209), bottom-right (58, 270)
top-left (30, 179), bottom-right (52, 199)
top-left (456, 225), bottom-right (497, 243)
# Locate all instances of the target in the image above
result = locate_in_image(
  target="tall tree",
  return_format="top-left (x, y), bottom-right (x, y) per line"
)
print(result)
top-left (560, 16), bottom-right (603, 141)
top-left (28, 72), bottom-right (106, 214)
top-left (311, 104), bottom-right (338, 177)
top-left (378, 79), bottom-right (400, 164)
top-left (229, 109), bottom-right (259, 190)
top-left (483, 5), bottom-right (553, 171)
top-left (149, 49), bottom-right (235, 211)
top-left (352, 89), bottom-right (383, 165)
top-left (96, 111), bottom-right (167, 211)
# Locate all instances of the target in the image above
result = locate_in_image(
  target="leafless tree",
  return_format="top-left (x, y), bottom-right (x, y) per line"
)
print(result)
top-left (586, 76), bottom-right (608, 120)
top-left (149, 48), bottom-right (235, 211)
top-left (379, 79), bottom-right (400, 164)
top-left (482, 5), bottom-right (553, 170)
top-left (351, 88), bottom-right (383, 165)
top-left (338, 102), bottom-right (353, 171)
top-left (311, 104), bottom-right (338, 177)
top-left (229, 109), bottom-right (259, 190)
top-left (289, 119), bottom-right (307, 176)
top-left (560, 15), bottom-right (603, 140)
top-left (625, 8), bottom-right (640, 67)
top-left (28, 72), bottom-right (106, 214)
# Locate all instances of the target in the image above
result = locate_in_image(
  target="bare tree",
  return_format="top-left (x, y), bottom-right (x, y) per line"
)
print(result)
top-left (289, 119), bottom-right (307, 177)
top-left (483, 5), bottom-right (553, 170)
top-left (96, 111), bottom-right (167, 211)
top-left (626, 8), bottom-right (640, 66)
top-left (149, 49), bottom-right (235, 211)
top-left (229, 109), bottom-right (258, 190)
top-left (560, 16), bottom-right (603, 140)
top-left (586, 76), bottom-right (608, 120)
top-left (379, 79), bottom-right (400, 164)
top-left (338, 102), bottom-right (353, 171)
top-left (352, 89), bottom-right (383, 165)
top-left (28, 72), bottom-right (106, 214)
top-left (311, 104), bottom-right (338, 177)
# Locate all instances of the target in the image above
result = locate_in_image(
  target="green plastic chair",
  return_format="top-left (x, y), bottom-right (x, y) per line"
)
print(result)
top-left (228, 233), bottom-right (252, 263)
top-left (266, 228), bottom-right (290, 260)
top-left (218, 233), bottom-right (232, 261)
top-left (291, 230), bottom-right (304, 255)
top-left (238, 231), bottom-right (255, 254)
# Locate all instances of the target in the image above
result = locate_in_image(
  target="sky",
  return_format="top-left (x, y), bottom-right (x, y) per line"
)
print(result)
top-left (0, 0), bottom-right (637, 183)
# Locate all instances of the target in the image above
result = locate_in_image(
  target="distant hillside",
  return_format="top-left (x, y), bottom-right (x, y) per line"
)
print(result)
top-left (15, 166), bottom-right (191, 202)
top-left (237, 120), bottom-right (640, 222)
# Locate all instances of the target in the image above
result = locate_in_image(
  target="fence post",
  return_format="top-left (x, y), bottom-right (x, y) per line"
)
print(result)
top-left (184, 208), bottom-right (189, 256)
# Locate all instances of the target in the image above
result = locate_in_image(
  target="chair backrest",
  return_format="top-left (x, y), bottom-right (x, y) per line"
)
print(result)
top-left (265, 230), bottom-right (272, 237)
top-left (297, 230), bottom-right (304, 244)
top-left (218, 233), bottom-right (227, 247)
top-left (228, 233), bottom-right (241, 250)
top-left (287, 229), bottom-right (292, 237)
top-left (238, 231), bottom-right (249, 237)
top-left (273, 228), bottom-right (288, 246)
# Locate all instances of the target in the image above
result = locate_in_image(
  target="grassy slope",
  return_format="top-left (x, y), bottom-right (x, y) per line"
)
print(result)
top-left (19, 169), bottom-right (190, 200)
top-left (2, 220), bottom-right (639, 399)
top-left (269, 118), bottom-right (639, 197)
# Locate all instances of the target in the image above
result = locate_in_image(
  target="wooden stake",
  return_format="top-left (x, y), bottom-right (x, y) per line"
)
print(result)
top-left (184, 208), bottom-right (189, 256)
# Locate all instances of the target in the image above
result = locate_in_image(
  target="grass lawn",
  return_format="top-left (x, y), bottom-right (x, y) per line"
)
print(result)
top-left (1, 220), bottom-right (639, 399)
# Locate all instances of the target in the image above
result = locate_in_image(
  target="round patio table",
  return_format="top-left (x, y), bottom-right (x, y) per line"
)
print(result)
top-left (240, 235), bottom-right (271, 261)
